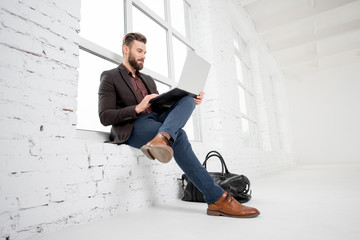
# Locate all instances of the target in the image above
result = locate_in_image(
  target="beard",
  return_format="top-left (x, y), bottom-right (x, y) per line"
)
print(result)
top-left (128, 52), bottom-right (144, 71)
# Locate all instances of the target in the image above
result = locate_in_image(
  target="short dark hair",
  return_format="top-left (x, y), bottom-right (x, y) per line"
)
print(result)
top-left (122, 32), bottom-right (147, 48)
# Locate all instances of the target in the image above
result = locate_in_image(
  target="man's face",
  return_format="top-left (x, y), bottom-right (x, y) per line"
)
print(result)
top-left (126, 40), bottom-right (146, 71)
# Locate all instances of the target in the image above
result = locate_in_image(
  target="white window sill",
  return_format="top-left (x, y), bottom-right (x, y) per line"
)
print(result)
top-left (74, 129), bottom-right (201, 144)
top-left (75, 129), bottom-right (109, 142)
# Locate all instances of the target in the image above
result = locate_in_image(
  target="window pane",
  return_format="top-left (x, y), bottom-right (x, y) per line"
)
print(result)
top-left (80, 0), bottom-right (124, 54)
top-left (155, 80), bottom-right (170, 94)
top-left (233, 38), bottom-right (240, 52)
top-left (243, 64), bottom-right (253, 91)
top-left (250, 121), bottom-right (259, 148)
top-left (132, 6), bottom-right (168, 77)
top-left (242, 118), bottom-right (250, 147)
top-left (172, 36), bottom-right (189, 82)
top-left (184, 115), bottom-right (195, 141)
top-left (170, 0), bottom-right (191, 39)
top-left (233, 33), bottom-right (240, 52)
top-left (237, 37), bottom-right (250, 65)
top-left (247, 93), bottom-right (256, 118)
top-left (77, 50), bottom-right (116, 132)
top-left (139, 0), bottom-right (165, 19)
top-left (238, 86), bottom-right (247, 115)
top-left (235, 54), bottom-right (244, 84)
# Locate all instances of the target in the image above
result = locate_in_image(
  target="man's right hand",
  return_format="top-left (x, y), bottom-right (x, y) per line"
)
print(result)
top-left (135, 94), bottom-right (159, 114)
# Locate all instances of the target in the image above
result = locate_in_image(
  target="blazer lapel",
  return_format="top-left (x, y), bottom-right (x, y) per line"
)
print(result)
top-left (117, 64), bottom-right (140, 103)
top-left (140, 75), bottom-right (154, 94)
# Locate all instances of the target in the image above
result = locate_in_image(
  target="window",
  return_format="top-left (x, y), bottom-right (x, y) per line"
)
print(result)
top-left (233, 31), bottom-right (259, 148)
top-left (138, 0), bottom-right (165, 19)
top-left (269, 75), bottom-right (283, 150)
top-left (77, 0), bottom-right (201, 141)
top-left (77, 50), bottom-right (116, 132)
top-left (170, 0), bottom-right (192, 38)
top-left (132, 6), bottom-right (169, 78)
top-left (80, 0), bottom-right (124, 55)
top-left (172, 36), bottom-right (189, 82)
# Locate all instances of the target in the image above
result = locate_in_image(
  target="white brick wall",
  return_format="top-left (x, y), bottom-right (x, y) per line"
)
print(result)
top-left (0, 0), bottom-right (295, 239)
top-left (191, 0), bottom-right (295, 177)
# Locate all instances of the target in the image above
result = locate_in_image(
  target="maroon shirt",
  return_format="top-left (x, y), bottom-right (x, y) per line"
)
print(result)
top-left (123, 64), bottom-right (153, 114)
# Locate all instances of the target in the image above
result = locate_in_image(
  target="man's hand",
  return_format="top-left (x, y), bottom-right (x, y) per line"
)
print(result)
top-left (195, 91), bottom-right (205, 105)
top-left (135, 94), bottom-right (159, 114)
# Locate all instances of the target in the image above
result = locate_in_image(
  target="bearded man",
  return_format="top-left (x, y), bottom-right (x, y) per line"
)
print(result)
top-left (98, 32), bottom-right (260, 218)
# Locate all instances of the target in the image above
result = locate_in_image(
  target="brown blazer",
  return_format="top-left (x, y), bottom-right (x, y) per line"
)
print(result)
top-left (98, 64), bottom-right (164, 144)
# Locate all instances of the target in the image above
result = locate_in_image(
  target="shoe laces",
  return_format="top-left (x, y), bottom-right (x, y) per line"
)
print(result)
top-left (224, 191), bottom-right (234, 204)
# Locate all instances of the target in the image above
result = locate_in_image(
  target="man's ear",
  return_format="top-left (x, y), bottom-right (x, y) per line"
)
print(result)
top-left (123, 45), bottom-right (129, 56)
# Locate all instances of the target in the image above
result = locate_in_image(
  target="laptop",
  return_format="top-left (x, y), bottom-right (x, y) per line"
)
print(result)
top-left (149, 50), bottom-right (211, 108)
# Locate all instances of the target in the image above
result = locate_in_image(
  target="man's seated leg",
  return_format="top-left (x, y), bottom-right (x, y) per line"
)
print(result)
top-left (140, 96), bottom-right (196, 163)
top-left (140, 132), bottom-right (173, 163)
top-left (125, 113), bottom-right (161, 149)
top-left (173, 129), bottom-right (260, 218)
top-left (207, 192), bottom-right (260, 218)
top-left (157, 96), bottom-right (196, 140)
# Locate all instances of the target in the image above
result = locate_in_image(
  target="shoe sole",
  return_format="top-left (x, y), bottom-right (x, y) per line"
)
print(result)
top-left (140, 145), bottom-right (155, 160)
top-left (140, 145), bottom-right (173, 163)
top-left (207, 209), bottom-right (260, 218)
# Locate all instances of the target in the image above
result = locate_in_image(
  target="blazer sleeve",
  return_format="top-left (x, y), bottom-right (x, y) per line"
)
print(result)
top-left (98, 70), bottom-right (138, 126)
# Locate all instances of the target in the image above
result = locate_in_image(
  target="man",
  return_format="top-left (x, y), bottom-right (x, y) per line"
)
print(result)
top-left (98, 32), bottom-right (260, 218)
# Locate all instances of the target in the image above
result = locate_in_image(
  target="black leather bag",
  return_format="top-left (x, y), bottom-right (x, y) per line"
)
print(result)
top-left (181, 151), bottom-right (252, 203)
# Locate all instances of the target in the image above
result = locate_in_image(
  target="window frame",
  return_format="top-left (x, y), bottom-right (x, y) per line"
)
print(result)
top-left (76, 0), bottom-right (203, 141)
top-left (233, 30), bottom-right (260, 148)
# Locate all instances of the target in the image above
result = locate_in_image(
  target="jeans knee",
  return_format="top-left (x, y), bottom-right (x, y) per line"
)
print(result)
top-left (181, 96), bottom-right (196, 109)
top-left (177, 128), bottom-right (188, 140)
top-left (173, 129), bottom-right (193, 158)
top-left (173, 129), bottom-right (189, 147)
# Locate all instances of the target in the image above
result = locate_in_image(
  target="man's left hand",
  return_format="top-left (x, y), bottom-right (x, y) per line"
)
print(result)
top-left (195, 91), bottom-right (205, 105)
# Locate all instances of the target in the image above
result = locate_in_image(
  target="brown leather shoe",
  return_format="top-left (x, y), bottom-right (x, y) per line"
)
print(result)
top-left (207, 192), bottom-right (260, 218)
top-left (140, 133), bottom-right (174, 163)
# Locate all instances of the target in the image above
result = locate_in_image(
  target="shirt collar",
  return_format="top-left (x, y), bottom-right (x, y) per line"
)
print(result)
top-left (121, 63), bottom-right (141, 78)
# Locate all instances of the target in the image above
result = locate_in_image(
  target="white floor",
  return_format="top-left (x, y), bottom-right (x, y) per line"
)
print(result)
top-left (35, 164), bottom-right (360, 240)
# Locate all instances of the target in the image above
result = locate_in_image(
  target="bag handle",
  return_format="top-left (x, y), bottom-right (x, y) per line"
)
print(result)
top-left (202, 151), bottom-right (230, 177)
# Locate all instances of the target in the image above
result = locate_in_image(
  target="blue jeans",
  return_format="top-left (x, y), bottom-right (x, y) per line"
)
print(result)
top-left (126, 96), bottom-right (224, 204)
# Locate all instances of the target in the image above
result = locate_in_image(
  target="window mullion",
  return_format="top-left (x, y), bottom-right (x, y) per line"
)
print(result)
top-left (133, 0), bottom-right (169, 29)
top-left (172, 29), bottom-right (193, 49)
top-left (165, 0), bottom-right (175, 85)
top-left (79, 37), bottom-right (123, 65)
top-left (142, 67), bottom-right (175, 86)
top-left (164, 0), bottom-right (171, 23)
top-left (124, 0), bottom-right (133, 33)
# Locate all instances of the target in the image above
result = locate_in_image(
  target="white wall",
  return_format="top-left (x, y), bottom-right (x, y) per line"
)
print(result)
top-left (191, 0), bottom-right (295, 175)
top-left (0, 0), bottom-right (294, 239)
top-left (286, 63), bottom-right (360, 164)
